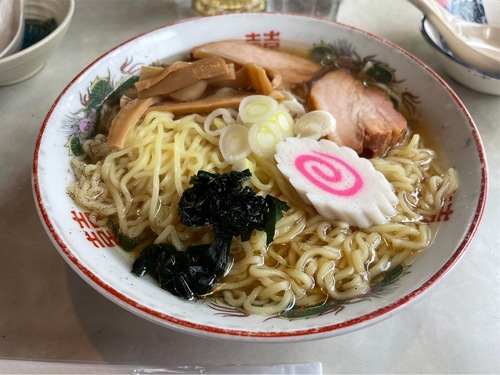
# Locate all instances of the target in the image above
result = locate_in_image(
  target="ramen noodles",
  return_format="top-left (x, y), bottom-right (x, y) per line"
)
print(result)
top-left (68, 44), bottom-right (458, 315)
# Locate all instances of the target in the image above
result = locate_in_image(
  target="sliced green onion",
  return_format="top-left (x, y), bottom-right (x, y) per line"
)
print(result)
top-left (204, 108), bottom-right (238, 136)
top-left (281, 92), bottom-right (306, 118)
top-left (219, 124), bottom-right (251, 164)
top-left (269, 104), bottom-right (294, 138)
top-left (239, 95), bottom-right (279, 124)
top-left (293, 110), bottom-right (337, 140)
top-left (248, 120), bottom-right (285, 158)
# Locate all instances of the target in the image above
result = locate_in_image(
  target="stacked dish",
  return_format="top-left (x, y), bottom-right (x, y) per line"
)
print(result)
top-left (0, 0), bottom-right (25, 59)
top-left (0, 0), bottom-right (74, 86)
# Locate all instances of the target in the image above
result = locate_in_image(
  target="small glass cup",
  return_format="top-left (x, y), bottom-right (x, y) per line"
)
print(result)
top-left (266, 0), bottom-right (342, 20)
top-left (192, 0), bottom-right (266, 15)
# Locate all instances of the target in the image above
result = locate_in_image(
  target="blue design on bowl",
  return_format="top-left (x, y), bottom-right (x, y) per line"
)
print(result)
top-left (446, 0), bottom-right (487, 23)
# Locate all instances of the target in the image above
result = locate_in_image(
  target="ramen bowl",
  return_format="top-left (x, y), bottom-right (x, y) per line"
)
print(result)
top-left (32, 13), bottom-right (487, 342)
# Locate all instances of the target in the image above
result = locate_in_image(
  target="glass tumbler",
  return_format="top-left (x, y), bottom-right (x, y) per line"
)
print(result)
top-left (192, 0), bottom-right (266, 15)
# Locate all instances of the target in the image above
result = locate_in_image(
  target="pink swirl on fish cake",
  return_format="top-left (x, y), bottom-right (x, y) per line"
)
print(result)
top-left (294, 151), bottom-right (363, 197)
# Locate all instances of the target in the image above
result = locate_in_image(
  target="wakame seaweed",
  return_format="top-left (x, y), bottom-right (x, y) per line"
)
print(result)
top-left (132, 235), bottom-right (232, 300)
top-left (108, 219), bottom-right (139, 252)
top-left (132, 169), bottom-right (289, 300)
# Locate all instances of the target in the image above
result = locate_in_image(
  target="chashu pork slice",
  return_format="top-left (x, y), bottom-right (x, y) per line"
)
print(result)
top-left (309, 68), bottom-right (408, 158)
top-left (191, 40), bottom-right (322, 90)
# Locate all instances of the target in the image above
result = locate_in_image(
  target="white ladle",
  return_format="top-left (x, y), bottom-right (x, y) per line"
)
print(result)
top-left (408, 0), bottom-right (500, 75)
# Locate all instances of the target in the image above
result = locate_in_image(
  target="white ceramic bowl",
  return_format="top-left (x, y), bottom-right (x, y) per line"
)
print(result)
top-left (32, 13), bottom-right (488, 342)
top-left (419, 0), bottom-right (500, 96)
top-left (0, 0), bottom-right (74, 86)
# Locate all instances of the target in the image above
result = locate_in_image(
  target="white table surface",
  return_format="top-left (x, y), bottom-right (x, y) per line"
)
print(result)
top-left (0, 0), bottom-right (499, 373)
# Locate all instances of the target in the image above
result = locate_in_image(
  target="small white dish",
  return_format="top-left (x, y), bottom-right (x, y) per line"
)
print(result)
top-left (418, 0), bottom-right (500, 96)
top-left (420, 16), bottom-right (500, 95)
top-left (409, 0), bottom-right (500, 75)
top-left (0, 0), bottom-right (25, 59)
top-left (0, 0), bottom-right (74, 86)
